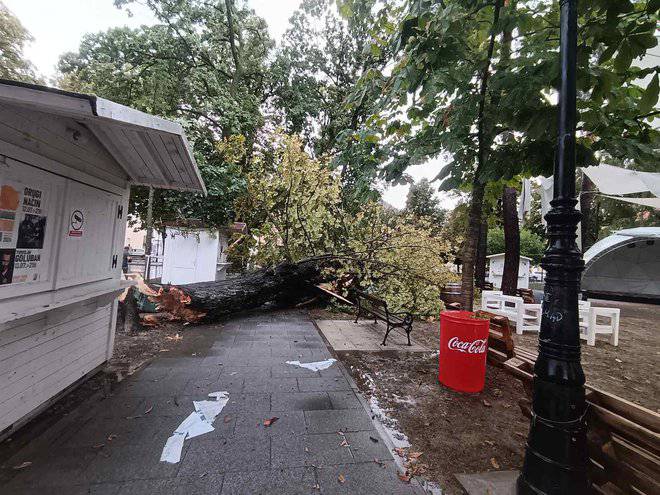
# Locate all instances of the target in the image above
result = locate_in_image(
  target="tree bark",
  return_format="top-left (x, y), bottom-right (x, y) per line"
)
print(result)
top-left (460, 182), bottom-right (486, 310)
top-left (224, 0), bottom-right (241, 79)
top-left (172, 257), bottom-right (326, 321)
top-left (580, 172), bottom-right (598, 251)
top-left (474, 216), bottom-right (488, 288)
top-left (501, 186), bottom-right (520, 295)
top-left (459, 0), bottom-right (502, 310)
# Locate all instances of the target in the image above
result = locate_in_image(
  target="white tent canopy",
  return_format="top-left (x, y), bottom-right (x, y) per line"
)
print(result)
top-left (582, 164), bottom-right (660, 197)
top-left (582, 227), bottom-right (660, 301)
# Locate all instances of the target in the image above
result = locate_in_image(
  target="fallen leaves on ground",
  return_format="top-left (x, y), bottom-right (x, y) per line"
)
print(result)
top-left (483, 399), bottom-right (492, 407)
top-left (398, 471), bottom-right (411, 482)
top-left (394, 447), bottom-right (406, 457)
top-left (263, 417), bottom-right (279, 427)
top-left (165, 333), bottom-right (183, 342)
top-left (490, 457), bottom-right (501, 469)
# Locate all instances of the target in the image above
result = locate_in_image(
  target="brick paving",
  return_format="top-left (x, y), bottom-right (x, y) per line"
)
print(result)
top-left (1, 311), bottom-right (424, 494)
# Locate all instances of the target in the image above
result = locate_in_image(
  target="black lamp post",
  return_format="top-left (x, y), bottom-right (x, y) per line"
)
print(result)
top-left (517, 0), bottom-right (590, 493)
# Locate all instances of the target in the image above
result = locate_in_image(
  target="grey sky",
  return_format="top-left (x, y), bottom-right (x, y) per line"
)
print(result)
top-left (4, 0), bottom-right (457, 209)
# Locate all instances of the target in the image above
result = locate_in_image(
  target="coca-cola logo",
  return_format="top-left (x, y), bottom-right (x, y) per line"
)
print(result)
top-left (447, 336), bottom-right (487, 354)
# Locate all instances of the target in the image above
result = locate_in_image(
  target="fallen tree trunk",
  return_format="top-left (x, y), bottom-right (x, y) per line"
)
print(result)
top-left (156, 257), bottom-right (328, 322)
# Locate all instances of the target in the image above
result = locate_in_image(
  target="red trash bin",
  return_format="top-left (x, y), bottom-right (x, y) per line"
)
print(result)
top-left (438, 310), bottom-right (489, 393)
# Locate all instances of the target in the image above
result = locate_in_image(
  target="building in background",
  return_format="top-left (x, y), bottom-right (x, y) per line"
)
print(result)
top-left (486, 253), bottom-right (531, 290)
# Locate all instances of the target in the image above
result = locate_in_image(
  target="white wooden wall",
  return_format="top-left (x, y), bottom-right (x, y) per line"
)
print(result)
top-left (0, 296), bottom-right (116, 434)
top-left (0, 101), bottom-right (131, 435)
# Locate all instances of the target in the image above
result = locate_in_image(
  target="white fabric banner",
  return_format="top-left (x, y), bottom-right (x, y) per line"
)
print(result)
top-left (603, 195), bottom-right (660, 209)
top-left (582, 164), bottom-right (660, 196)
top-left (518, 178), bottom-right (532, 224)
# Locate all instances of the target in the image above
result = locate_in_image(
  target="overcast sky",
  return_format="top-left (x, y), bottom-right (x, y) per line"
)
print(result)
top-left (4, 0), bottom-right (457, 210)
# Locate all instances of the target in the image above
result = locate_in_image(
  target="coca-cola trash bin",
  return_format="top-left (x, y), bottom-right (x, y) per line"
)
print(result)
top-left (438, 310), bottom-right (489, 393)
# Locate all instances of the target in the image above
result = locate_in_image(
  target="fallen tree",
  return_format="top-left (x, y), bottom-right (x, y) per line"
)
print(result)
top-left (153, 256), bottom-right (328, 322)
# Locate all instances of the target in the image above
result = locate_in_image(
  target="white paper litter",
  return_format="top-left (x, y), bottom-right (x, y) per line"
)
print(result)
top-left (160, 391), bottom-right (229, 464)
top-left (285, 358), bottom-right (336, 371)
top-left (160, 433), bottom-right (186, 464)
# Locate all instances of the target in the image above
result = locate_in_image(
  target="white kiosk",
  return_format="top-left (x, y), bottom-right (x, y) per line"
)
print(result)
top-left (486, 253), bottom-right (531, 289)
top-left (0, 80), bottom-right (205, 436)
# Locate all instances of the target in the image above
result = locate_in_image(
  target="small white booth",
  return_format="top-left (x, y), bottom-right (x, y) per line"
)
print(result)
top-left (162, 227), bottom-right (220, 285)
top-left (161, 223), bottom-right (242, 285)
top-left (487, 253), bottom-right (531, 289)
top-left (0, 80), bottom-right (205, 436)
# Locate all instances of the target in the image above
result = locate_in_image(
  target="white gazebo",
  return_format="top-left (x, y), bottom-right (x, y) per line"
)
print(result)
top-left (0, 80), bottom-right (205, 437)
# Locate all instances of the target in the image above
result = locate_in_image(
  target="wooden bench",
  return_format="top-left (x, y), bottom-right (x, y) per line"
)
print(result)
top-left (501, 347), bottom-right (660, 494)
top-left (353, 290), bottom-right (413, 346)
top-left (475, 310), bottom-right (515, 365)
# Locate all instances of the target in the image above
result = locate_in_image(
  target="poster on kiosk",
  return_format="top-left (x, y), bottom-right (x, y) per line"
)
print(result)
top-left (0, 173), bottom-right (51, 287)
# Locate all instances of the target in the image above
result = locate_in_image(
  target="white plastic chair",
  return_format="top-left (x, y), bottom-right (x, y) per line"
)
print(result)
top-left (585, 307), bottom-right (620, 346)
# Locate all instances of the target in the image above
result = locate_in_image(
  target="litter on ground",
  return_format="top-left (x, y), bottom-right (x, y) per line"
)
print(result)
top-left (285, 358), bottom-right (337, 371)
top-left (159, 391), bottom-right (229, 464)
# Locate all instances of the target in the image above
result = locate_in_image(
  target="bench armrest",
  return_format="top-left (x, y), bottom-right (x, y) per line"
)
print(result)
top-left (390, 310), bottom-right (414, 324)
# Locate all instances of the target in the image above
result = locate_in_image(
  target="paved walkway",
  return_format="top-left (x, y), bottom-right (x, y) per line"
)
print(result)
top-left (2, 311), bottom-right (423, 494)
top-left (316, 320), bottom-right (429, 352)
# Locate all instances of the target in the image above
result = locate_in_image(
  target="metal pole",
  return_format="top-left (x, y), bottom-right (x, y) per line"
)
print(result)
top-left (517, 0), bottom-right (589, 493)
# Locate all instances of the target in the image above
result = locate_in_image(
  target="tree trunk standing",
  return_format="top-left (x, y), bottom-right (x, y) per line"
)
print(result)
top-left (474, 217), bottom-right (488, 288)
top-left (459, 182), bottom-right (486, 310)
top-left (459, 0), bottom-right (502, 310)
top-left (501, 186), bottom-right (520, 295)
top-left (580, 172), bottom-right (598, 251)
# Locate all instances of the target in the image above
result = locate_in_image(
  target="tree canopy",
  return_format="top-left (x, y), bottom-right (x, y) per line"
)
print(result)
top-left (57, 0), bottom-right (274, 230)
top-left (0, 2), bottom-right (38, 82)
top-left (2, 0), bottom-right (655, 307)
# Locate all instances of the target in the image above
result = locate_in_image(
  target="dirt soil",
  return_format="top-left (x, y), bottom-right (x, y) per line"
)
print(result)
top-left (328, 298), bottom-right (659, 493)
top-left (339, 347), bottom-right (528, 494)
top-left (514, 299), bottom-right (659, 412)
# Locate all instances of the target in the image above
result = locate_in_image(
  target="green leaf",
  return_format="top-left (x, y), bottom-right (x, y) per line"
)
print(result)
top-left (336, 1), bottom-right (353, 19)
top-left (598, 44), bottom-right (618, 64)
top-left (639, 73), bottom-right (659, 115)
top-left (614, 41), bottom-right (634, 72)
